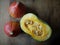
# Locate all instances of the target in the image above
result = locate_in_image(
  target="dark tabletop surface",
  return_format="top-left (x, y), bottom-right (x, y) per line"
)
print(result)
top-left (0, 0), bottom-right (60, 45)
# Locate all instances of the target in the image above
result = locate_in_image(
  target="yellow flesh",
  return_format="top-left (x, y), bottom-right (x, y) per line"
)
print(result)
top-left (20, 13), bottom-right (52, 41)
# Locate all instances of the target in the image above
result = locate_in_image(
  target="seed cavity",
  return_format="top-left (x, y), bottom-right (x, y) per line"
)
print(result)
top-left (32, 22), bottom-right (43, 36)
top-left (25, 20), bottom-right (33, 25)
top-left (37, 25), bottom-right (42, 30)
top-left (33, 30), bottom-right (43, 36)
top-left (25, 20), bottom-right (43, 36)
top-left (33, 22), bottom-right (39, 26)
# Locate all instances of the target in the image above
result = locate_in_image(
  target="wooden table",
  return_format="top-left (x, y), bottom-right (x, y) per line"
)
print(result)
top-left (0, 0), bottom-right (60, 45)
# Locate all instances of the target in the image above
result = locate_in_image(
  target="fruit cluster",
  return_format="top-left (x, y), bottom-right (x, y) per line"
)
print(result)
top-left (4, 1), bottom-right (52, 41)
top-left (4, 1), bottom-right (26, 37)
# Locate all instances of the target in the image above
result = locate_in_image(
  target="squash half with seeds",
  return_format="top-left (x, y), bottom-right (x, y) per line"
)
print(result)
top-left (20, 13), bottom-right (52, 41)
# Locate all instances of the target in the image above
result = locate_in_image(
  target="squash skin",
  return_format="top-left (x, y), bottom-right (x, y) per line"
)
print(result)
top-left (20, 13), bottom-right (52, 41)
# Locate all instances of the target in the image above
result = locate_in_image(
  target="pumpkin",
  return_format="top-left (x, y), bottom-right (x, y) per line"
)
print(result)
top-left (20, 13), bottom-right (52, 41)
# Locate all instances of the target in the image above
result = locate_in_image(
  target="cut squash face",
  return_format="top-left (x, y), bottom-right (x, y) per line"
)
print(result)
top-left (20, 13), bottom-right (52, 41)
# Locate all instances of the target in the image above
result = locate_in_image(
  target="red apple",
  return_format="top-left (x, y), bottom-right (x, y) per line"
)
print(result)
top-left (4, 21), bottom-right (21, 37)
top-left (9, 1), bottom-right (26, 18)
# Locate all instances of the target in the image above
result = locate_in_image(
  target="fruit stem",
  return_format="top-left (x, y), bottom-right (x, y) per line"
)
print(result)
top-left (10, 32), bottom-right (13, 35)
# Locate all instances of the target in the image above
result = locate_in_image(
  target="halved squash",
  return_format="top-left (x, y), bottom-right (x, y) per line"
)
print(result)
top-left (20, 13), bottom-right (52, 41)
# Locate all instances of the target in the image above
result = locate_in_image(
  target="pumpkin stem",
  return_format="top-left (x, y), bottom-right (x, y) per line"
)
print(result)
top-left (10, 32), bottom-right (13, 35)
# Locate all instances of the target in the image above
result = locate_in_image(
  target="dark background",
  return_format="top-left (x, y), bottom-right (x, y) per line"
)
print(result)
top-left (0, 0), bottom-right (60, 45)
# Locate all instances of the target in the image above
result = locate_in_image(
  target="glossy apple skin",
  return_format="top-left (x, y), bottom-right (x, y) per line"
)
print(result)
top-left (4, 21), bottom-right (21, 37)
top-left (9, 1), bottom-right (26, 18)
